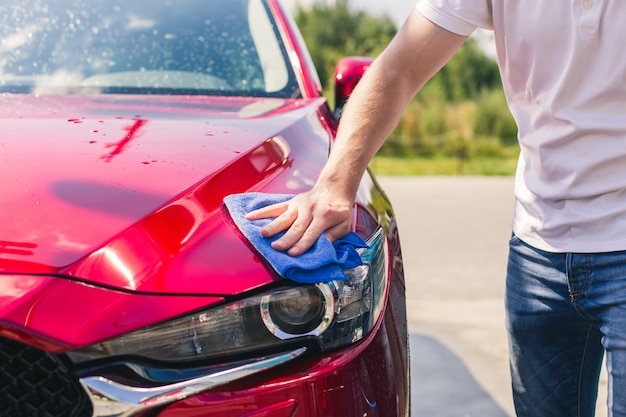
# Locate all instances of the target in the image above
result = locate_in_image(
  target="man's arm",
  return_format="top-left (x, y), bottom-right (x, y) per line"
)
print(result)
top-left (246, 10), bottom-right (467, 256)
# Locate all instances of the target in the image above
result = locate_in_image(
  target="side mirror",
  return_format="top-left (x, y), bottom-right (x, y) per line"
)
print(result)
top-left (333, 56), bottom-right (374, 119)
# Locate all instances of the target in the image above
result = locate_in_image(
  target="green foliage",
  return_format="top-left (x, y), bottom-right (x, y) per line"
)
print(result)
top-left (370, 154), bottom-right (519, 176)
top-left (472, 89), bottom-right (519, 145)
top-left (381, 92), bottom-right (518, 161)
top-left (420, 38), bottom-right (501, 102)
top-left (294, 0), bottom-right (396, 87)
top-left (294, 0), bottom-right (519, 171)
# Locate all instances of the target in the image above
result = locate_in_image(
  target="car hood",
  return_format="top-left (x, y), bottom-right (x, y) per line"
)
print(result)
top-left (0, 94), bottom-right (332, 296)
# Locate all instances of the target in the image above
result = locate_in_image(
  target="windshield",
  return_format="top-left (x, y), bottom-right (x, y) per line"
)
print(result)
top-left (0, 0), bottom-right (300, 98)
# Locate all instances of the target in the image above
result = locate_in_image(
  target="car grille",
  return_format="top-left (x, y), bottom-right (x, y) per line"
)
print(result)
top-left (0, 337), bottom-right (92, 417)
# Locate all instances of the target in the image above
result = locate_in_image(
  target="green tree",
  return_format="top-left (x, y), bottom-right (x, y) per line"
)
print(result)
top-left (420, 37), bottom-right (501, 102)
top-left (294, 0), bottom-right (396, 88)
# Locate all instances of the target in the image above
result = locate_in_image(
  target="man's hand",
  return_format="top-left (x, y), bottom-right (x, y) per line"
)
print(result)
top-left (245, 187), bottom-right (353, 256)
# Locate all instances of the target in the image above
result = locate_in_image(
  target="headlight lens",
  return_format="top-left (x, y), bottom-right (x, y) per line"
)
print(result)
top-left (68, 228), bottom-right (387, 365)
top-left (261, 284), bottom-right (335, 339)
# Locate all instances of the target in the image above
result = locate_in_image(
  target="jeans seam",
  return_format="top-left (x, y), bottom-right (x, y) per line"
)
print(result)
top-left (578, 324), bottom-right (595, 417)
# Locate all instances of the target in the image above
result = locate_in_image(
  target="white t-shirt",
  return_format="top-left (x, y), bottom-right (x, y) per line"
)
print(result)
top-left (417, 0), bottom-right (626, 253)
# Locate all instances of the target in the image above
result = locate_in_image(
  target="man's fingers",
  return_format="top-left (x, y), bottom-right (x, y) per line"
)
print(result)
top-left (245, 201), bottom-right (288, 220)
top-left (259, 208), bottom-right (299, 238)
top-left (283, 217), bottom-right (348, 256)
top-left (270, 211), bottom-right (314, 253)
top-left (285, 229), bottom-right (326, 256)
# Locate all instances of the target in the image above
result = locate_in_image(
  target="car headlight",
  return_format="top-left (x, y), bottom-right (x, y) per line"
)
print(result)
top-left (68, 228), bottom-right (387, 365)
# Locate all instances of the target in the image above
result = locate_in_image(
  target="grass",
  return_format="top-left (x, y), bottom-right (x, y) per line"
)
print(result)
top-left (369, 155), bottom-right (518, 176)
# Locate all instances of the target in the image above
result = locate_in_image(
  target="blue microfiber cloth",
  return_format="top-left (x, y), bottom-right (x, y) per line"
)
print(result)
top-left (222, 192), bottom-right (369, 283)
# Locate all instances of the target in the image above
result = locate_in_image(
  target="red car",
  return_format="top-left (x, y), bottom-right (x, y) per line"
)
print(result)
top-left (0, 0), bottom-right (410, 416)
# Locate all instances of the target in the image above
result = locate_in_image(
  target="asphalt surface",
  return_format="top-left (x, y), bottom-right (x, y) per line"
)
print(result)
top-left (377, 176), bottom-right (608, 417)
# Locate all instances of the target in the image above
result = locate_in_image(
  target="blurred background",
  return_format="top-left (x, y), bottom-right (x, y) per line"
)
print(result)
top-left (282, 0), bottom-right (515, 177)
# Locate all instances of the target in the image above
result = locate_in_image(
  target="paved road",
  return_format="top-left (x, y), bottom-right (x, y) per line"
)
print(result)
top-left (377, 176), bottom-right (608, 417)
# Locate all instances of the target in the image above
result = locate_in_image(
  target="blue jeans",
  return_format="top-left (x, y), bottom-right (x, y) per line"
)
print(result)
top-left (506, 234), bottom-right (626, 417)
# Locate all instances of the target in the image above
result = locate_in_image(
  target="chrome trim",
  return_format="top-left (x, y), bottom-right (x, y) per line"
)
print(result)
top-left (80, 347), bottom-right (306, 417)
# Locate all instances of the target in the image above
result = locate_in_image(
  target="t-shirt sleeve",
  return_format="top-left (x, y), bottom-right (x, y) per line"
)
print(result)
top-left (416, 0), bottom-right (493, 36)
